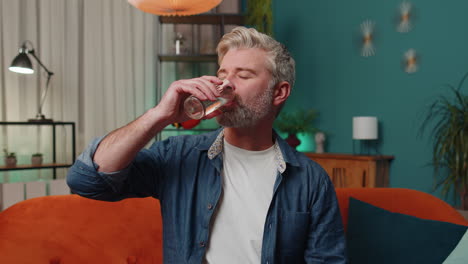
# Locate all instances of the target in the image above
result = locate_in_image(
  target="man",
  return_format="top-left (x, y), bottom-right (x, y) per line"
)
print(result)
top-left (67, 26), bottom-right (346, 264)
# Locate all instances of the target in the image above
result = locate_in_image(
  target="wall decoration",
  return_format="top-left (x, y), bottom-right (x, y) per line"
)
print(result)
top-left (403, 49), bottom-right (418, 73)
top-left (174, 32), bottom-right (187, 55)
top-left (396, 1), bottom-right (413, 33)
top-left (314, 132), bottom-right (326, 153)
top-left (360, 20), bottom-right (376, 57)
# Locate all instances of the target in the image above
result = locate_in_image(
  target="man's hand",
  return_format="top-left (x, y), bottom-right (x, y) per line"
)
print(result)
top-left (155, 76), bottom-right (223, 126)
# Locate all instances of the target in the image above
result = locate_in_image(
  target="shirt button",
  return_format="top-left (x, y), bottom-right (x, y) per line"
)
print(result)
top-left (207, 203), bottom-right (213, 210)
top-left (269, 223), bottom-right (272, 230)
top-left (199, 241), bottom-right (206, 247)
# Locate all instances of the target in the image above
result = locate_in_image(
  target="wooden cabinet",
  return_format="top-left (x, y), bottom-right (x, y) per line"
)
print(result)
top-left (305, 153), bottom-right (394, 188)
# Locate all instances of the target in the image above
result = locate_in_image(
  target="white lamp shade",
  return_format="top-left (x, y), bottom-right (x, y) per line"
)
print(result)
top-left (353, 116), bottom-right (378, 140)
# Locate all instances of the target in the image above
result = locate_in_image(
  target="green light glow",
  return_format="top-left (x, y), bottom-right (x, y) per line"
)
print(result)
top-left (276, 131), bottom-right (316, 152)
top-left (296, 132), bottom-right (315, 152)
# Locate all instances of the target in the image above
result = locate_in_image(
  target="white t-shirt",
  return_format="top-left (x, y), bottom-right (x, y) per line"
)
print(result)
top-left (204, 139), bottom-right (278, 264)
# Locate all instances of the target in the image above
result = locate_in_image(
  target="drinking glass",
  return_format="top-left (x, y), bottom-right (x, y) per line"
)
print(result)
top-left (184, 80), bottom-right (233, 120)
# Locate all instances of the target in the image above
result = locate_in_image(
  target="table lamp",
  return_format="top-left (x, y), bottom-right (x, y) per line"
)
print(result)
top-left (9, 41), bottom-right (54, 122)
top-left (353, 116), bottom-right (378, 154)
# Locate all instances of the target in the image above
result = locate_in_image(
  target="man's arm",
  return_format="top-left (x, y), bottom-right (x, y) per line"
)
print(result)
top-left (67, 76), bottom-right (223, 199)
top-left (305, 173), bottom-right (347, 263)
top-left (94, 76), bottom-right (223, 172)
top-left (93, 107), bottom-right (169, 173)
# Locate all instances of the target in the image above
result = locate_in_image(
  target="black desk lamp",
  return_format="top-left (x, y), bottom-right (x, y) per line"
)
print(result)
top-left (9, 41), bottom-right (54, 122)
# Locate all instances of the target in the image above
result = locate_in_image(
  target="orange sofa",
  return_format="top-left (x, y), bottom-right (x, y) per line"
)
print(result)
top-left (0, 188), bottom-right (467, 263)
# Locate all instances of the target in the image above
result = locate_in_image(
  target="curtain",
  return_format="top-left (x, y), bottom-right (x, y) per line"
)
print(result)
top-left (0, 0), bottom-right (158, 180)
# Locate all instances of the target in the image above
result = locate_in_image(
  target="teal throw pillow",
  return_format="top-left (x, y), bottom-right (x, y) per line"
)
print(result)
top-left (346, 197), bottom-right (468, 264)
top-left (443, 229), bottom-right (468, 263)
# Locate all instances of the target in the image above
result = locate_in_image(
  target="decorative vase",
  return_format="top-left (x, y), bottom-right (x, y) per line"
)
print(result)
top-left (286, 134), bottom-right (301, 149)
top-left (315, 132), bottom-right (326, 153)
top-left (5, 157), bottom-right (17, 167)
top-left (31, 156), bottom-right (43, 166)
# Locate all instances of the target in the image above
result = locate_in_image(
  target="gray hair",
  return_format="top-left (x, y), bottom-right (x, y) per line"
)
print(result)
top-left (216, 26), bottom-right (295, 89)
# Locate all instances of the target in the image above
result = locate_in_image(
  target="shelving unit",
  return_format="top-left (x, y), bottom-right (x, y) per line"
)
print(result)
top-left (158, 14), bottom-right (244, 59)
top-left (163, 128), bottom-right (218, 132)
top-left (159, 14), bottom-right (244, 25)
top-left (0, 163), bottom-right (72, 170)
top-left (157, 14), bottom-right (244, 140)
top-left (0, 121), bottom-right (76, 179)
top-left (158, 54), bottom-right (218, 62)
top-left (157, 14), bottom-right (244, 62)
top-left (160, 122), bottom-right (221, 140)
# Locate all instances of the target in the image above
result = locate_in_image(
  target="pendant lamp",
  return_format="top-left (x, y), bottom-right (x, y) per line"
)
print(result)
top-left (128, 0), bottom-right (222, 16)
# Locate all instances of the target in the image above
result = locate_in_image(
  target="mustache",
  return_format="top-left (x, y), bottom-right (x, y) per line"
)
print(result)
top-left (220, 94), bottom-right (243, 111)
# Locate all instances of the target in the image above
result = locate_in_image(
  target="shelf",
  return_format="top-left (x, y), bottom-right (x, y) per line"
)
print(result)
top-left (163, 128), bottom-right (218, 132)
top-left (0, 121), bottom-right (75, 125)
top-left (158, 54), bottom-right (218, 62)
top-left (159, 14), bottom-right (244, 25)
top-left (0, 163), bottom-right (73, 171)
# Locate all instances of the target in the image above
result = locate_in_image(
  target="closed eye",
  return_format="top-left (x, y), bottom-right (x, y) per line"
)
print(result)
top-left (238, 72), bottom-right (255, 79)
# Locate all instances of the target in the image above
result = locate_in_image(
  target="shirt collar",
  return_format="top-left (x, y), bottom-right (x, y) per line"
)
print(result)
top-left (206, 129), bottom-right (288, 173)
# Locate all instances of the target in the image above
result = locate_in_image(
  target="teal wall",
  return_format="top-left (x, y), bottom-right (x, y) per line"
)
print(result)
top-left (273, 0), bottom-right (468, 205)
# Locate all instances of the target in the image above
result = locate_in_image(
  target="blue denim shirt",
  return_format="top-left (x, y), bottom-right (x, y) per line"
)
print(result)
top-left (67, 129), bottom-right (346, 264)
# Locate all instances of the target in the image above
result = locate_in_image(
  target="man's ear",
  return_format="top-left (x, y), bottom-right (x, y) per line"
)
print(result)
top-left (273, 81), bottom-right (291, 107)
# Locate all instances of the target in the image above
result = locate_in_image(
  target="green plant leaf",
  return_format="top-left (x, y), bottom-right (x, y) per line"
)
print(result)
top-left (246, 0), bottom-right (273, 35)
top-left (420, 74), bottom-right (468, 207)
top-left (274, 108), bottom-right (319, 135)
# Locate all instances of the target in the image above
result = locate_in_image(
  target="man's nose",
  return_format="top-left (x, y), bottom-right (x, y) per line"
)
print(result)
top-left (222, 78), bottom-right (235, 91)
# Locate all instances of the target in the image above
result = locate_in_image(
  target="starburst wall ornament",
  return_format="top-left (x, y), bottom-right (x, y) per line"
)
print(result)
top-left (403, 49), bottom-right (418, 73)
top-left (397, 1), bottom-right (413, 33)
top-left (360, 20), bottom-right (376, 57)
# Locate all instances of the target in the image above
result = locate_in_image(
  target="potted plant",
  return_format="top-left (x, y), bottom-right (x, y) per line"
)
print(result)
top-left (246, 0), bottom-right (273, 35)
top-left (3, 148), bottom-right (17, 167)
top-left (420, 72), bottom-right (468, 210)
top-left (274, 108), bottom-right (319, 149)
top-left (31, 153), bottom-right (43, 166)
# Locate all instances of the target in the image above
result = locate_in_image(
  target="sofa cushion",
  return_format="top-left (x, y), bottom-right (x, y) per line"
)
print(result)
top-left (0, 195), bottom-right (163, 263)
top-left (346, 197), bottom-right (468, 264)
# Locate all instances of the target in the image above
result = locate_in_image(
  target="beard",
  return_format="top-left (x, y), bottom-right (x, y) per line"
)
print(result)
top-left (216, 86), bottom-right (275, 128)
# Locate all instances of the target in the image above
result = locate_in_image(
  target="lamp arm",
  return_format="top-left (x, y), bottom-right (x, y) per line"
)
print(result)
top-left (28, 50), bottom-right (54, 117)
top-left (28, 51), bottom-right (54, 76)
top-left (37, 74), bottom-right (53, 116)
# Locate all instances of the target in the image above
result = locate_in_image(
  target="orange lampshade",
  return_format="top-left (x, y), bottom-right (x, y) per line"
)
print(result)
top-left (128, 0), bottom-right (222, 16)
